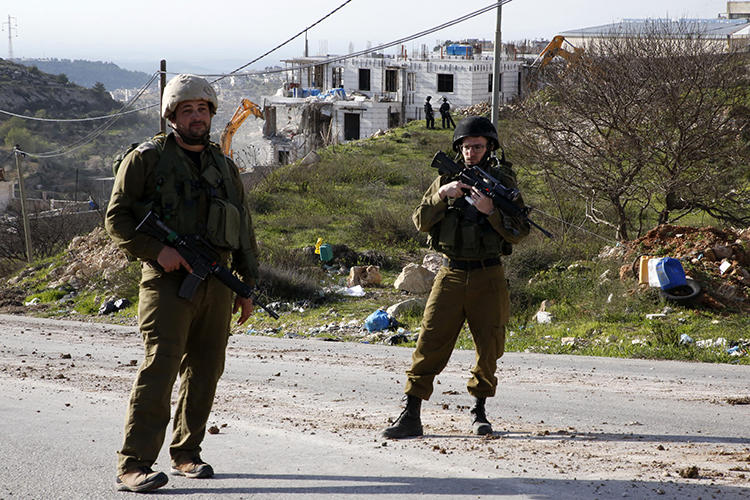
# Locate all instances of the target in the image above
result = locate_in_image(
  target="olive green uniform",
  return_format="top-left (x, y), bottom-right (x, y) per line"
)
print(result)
top-left (105, 133), bottom-right (258, 475)
top-left (405, 155), bottom-right (529, 400)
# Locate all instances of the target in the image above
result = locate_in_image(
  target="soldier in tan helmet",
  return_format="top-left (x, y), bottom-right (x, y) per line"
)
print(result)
top-left (106, 74), bottom-right (260, 492)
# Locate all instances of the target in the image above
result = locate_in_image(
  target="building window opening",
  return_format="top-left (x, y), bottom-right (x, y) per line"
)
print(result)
top-left (385, 69), bottom-right (398, 92)
top-left (332, 67), bottom-right (344, 88)
top-left (358, 68), bottom-right (371, 91)
top-left (437, 73), bottom-right (454, 93)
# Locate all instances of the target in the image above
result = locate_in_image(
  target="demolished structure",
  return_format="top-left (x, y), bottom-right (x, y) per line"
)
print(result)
top-left (257, 43), bottom-right (525, 164)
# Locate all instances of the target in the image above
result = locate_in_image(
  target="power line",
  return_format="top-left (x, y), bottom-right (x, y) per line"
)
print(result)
top-left (200, 0), bottom-right (512, 79)
top-left (12, 1), bottom-right (512, 157)
top-left (0, 104), bottom-right (157, 122)
top-left (213, 0), bottom-right (354, 84)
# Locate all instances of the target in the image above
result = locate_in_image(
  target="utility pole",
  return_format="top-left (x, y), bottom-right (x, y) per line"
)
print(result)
top-left (491, 3), bottom-right (502, 128)
top-left (13, 146), bottom-right (33, 263)
top-left (159, 60), bottom-right (166, 133)
top-left (2, 15), bottom-right (18, 59)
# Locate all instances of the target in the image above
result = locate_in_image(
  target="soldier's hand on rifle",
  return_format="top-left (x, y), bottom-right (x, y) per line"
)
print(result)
top-left (439, 180), bottom-right (471, 200)
top-left (469, 187), bottom-right (494, 215)
top-left (233, 296), bottom-right (254, 325)
top-left (157, 246), bottom-right (193, 273)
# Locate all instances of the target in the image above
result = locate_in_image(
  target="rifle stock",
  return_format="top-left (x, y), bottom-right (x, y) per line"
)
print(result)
top-left (136, 211), bottom-right (279, 319)
top-left (430, 151), bottom-right (553, 239)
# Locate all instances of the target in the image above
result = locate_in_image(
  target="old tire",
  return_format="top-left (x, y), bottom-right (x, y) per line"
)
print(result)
top-left (660, 278), bottom-right (701, 303)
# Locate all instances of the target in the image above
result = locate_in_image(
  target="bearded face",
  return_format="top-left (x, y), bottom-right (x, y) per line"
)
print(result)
top-left (171, 100), bottom-right (212, 145)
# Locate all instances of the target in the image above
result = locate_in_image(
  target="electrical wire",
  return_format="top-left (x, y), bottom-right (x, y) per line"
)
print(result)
top-left (0, 104), bottom-right (157, 122)
top-left (12, 1), bottom-right (511, 156)
top-left (16, 72), bottom-right (160, 159)
top-left (212, 0), bottom-right (354, 84)
top-left (200, 0), bottom-right (512, 79)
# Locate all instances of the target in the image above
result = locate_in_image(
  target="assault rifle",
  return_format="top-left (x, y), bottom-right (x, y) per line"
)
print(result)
top-left (136, 211), bottom-right (279, 319)
top-left (431, 151), bottom-right (553, 239)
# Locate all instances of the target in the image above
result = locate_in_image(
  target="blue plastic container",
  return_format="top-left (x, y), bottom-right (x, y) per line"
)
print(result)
top-left (654, 257), bottom-right (687, 291)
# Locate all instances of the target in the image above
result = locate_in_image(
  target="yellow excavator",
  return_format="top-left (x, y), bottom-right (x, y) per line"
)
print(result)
top-left (220, 98), bottom-right (264, 160)
top-left (535, 35), bottom-right (584, 68)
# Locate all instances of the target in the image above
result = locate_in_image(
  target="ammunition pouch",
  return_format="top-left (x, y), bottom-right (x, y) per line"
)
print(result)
top-left (206, 198), bottom-right (241, 249)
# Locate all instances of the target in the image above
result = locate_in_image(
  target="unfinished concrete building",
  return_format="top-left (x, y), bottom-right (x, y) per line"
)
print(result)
top-left (258, 46), bottom-right (525, 164)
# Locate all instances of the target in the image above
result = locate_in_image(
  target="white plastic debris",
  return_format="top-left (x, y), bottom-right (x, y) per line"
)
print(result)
top-left (336, 285), bottom-right (365, 297)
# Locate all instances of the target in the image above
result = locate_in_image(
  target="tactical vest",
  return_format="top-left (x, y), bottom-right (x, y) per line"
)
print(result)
top-left (137, 134), bottom-right (246, 250)
top-left (427, 157), bottom-right (512, 260)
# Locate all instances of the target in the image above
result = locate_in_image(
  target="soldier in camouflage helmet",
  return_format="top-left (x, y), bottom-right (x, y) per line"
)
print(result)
top-left (106, 74), bottom-right (260, 492)
top-left (381, 116), bottom-right (529, 439)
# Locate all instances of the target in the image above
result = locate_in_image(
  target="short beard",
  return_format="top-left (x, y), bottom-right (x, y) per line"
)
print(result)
top-left (172, 120), bottom-right (211, 146)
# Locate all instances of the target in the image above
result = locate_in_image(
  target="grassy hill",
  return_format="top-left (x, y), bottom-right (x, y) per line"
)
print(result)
top-left (2, 116), bottom-right (748, 365)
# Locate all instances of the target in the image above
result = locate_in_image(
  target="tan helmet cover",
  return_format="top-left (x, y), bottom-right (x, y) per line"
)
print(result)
top-left (161, 74), bottom-right (218, 119)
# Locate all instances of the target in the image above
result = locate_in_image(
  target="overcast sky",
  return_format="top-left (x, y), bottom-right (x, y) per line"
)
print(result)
top-left (1, 0), bottom-right (727, 73)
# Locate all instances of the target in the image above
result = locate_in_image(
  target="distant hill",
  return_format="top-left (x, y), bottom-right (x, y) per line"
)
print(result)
top-left (0, 58), bottom-right (121, 115)
top-left (14, 58), bottom-right (152, 91)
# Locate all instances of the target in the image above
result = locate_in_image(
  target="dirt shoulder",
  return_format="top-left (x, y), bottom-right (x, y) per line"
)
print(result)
top-left (1, 313), bottom-right (749, 499)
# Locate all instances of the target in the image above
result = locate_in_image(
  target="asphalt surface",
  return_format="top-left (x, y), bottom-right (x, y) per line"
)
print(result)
top-left (0, 313), bottom-right (748, 499)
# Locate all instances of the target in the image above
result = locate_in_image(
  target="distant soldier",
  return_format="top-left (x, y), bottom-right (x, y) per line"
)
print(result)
top-left (439, 97), bottom-right (456, 129)
top-left (381, 116), bottom-right (529, 439)
top-left (424, 96), bottom-right (435, 129)
top-left (106, 74), bottom-right (260, 493)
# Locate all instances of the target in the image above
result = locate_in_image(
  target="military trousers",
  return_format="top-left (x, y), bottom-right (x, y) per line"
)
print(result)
top-left (405, 263), bottom-right (509, 400)
top-left (117, 263), bottom-right (233, 475)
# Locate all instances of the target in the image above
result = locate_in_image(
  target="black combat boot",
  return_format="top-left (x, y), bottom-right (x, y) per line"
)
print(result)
top-left (470, 397), bottom-right (493, 435)
top-left (381, 395), bottom-right (423, 439)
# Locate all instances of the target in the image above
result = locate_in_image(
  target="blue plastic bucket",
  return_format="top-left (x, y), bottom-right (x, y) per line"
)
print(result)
top-left (654, 257), bottom-right (687, 291)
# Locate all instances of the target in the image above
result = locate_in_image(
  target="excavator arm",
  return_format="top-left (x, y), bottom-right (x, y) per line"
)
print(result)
top-left (536, 35), bottom-right (584, 68)
top-left (220, 98), bottom-right (264, 159)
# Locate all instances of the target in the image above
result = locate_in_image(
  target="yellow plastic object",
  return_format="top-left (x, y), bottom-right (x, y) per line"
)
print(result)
top-left (315, 237), bottom-right (323, 255)
top-left (638, 256), bottom-right (653, 285)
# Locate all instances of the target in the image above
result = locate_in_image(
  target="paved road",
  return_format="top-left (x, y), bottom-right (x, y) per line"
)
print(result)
top-left (0, 314), bottom-right (748, 499)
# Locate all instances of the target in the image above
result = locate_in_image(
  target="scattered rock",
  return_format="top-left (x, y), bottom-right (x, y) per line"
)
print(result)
top-left (386, 298), bottom-right (427, 319)
top-left (678, 466), bottom-right (699, 478)
top-left (394, 264), bottom-right (435, 294)
top-left (347, 265), bottom-right (382, 287)
top-left (421, 253), bottom-right (444, 274)
top-left (536, 311), bottom-right (554, 324)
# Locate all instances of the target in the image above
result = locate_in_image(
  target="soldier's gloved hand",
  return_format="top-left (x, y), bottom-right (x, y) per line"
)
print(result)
top-left (157, 246), bottom-right (193, 273)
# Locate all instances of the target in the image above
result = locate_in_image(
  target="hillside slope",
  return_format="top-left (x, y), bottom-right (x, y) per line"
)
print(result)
top-left (14, 58), bottom-right (151, 90)
top-left (0, 58), bottom-right (120, 115)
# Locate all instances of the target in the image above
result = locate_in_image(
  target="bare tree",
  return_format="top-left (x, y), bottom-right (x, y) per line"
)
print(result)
top-left (511, 20), bottom-right (750, 241)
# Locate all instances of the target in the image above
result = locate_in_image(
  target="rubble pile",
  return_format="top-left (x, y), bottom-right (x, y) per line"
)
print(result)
top-left (49, 226), bottom-right (131, 289)
top-left (620, 224), bottom-right (750, 310)
top-left (455, 101), bottom-right (491, 117)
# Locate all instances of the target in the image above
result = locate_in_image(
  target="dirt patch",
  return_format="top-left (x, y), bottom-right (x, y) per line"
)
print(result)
top-left (618, 224), bottom-right (750, 311)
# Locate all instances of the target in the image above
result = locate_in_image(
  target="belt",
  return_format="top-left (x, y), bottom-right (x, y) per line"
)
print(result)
top-left (443, 257), bottom-right (501, 270)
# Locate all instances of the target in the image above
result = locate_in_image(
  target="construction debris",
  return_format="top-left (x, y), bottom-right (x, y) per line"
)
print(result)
top-left (616, 225), bottom-right (750, 310)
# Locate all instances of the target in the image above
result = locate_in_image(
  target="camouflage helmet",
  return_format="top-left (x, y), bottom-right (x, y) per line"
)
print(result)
top-left (452, 116), bottom-right (499, 152)
top-left (160, 74), bottom-right (218, 120)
